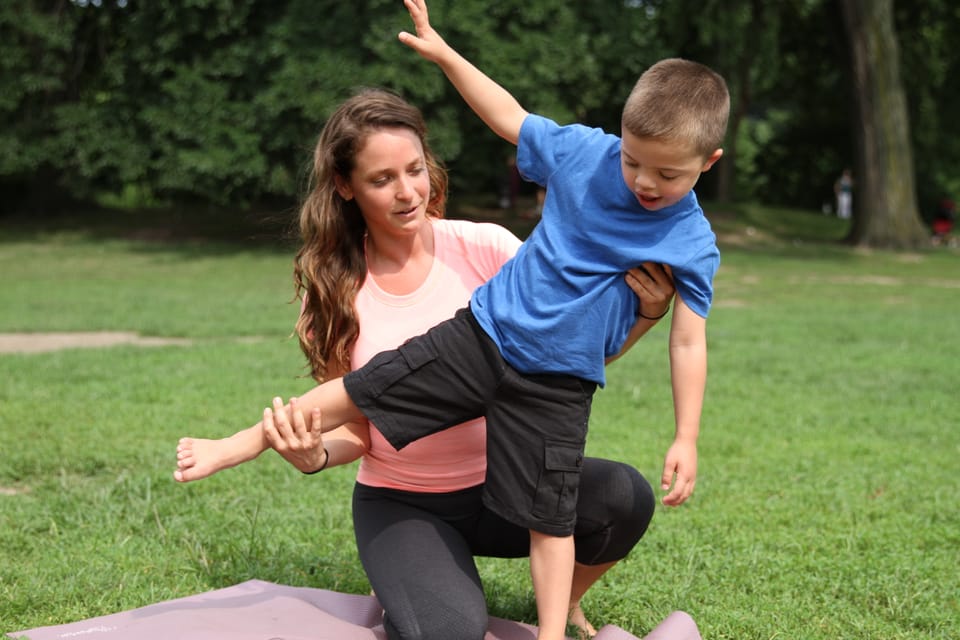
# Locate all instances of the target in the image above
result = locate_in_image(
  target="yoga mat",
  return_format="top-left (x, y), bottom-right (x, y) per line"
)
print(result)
top-left (8, 579), bottom-right (701, 640)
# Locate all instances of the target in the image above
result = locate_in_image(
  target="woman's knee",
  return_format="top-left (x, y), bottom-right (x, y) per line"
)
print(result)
top-left (583, 458), bottom-right (654, 522)
top-left (385, 606), bottom-right (488, 640)
top-left (576, 458), bottom-right (656, 562)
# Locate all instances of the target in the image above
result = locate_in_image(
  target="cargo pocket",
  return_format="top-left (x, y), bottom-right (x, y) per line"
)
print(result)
top-left (354, 336), bottom-right (440, 402)
top-left (397, 336), bottom-right (437, 371)
top-left (532, 440), bottom-right (584, 520)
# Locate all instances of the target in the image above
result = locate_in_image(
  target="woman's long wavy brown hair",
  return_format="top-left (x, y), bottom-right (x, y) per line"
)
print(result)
top-left (294, 88), bottom-right (448, 381)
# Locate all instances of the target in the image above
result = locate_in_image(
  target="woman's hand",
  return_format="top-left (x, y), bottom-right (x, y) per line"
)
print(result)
top-left (263, 396), bottom-right (327, 474)
top-left (626, 262), bottom-right (675, 319)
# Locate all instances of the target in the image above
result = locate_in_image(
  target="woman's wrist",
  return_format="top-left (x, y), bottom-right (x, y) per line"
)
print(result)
top-left (638, 304), bottom-right (670, 321)
top-left (302, 447), bottom-right (330, 475)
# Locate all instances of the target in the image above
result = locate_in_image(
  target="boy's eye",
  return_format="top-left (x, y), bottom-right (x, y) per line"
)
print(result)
top-left (660, 173), bottom-right (680, 181)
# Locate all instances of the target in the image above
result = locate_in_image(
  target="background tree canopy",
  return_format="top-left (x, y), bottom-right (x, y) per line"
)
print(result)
top-left (2, 0), bottom-right (958, 247)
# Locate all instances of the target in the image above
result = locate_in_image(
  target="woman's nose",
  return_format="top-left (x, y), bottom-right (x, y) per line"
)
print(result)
top-left (395, 175), bottom-right (414, 200)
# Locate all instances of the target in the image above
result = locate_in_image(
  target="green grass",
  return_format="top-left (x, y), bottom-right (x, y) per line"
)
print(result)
top-left (1, 206), bottom-right (958, 639)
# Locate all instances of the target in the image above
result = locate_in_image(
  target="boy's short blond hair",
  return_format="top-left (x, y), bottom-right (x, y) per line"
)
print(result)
top-left (621, 58), bottom-right (730, 158)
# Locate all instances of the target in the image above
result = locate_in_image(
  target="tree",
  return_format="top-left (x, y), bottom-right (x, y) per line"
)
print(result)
top-left (838, 0), bottom-right (929, 248)
top-left (0, 2), bottom-right (87, 212)
top-left (3, 0), bottom-right (958, 227)
top-left (894, 0), bottom-right (960, 218)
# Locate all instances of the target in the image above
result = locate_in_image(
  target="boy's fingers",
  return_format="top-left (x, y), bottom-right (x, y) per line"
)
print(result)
top-left (661, 464), bottom-right (673, 490)
top-left (662, 480), bottom-right (683, 506)
top-left (662, 475), bottom-right (695, 506)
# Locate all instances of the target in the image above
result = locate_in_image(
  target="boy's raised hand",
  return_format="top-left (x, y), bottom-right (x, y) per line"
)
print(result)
top-left (398, 0), bottom-right (448, 63)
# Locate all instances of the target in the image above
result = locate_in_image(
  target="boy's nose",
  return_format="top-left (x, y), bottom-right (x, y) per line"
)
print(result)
top-left (634, 172), bottom-right (656, 192)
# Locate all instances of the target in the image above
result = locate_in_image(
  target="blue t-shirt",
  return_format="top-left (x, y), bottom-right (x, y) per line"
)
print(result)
top-left (470, 114), bottom-right (719, 385)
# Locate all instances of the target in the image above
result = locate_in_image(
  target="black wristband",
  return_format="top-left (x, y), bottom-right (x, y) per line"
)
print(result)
top-left (638, 305), bottom-right (670, 321)
top-left (302, 447), bottom-right (330, 475)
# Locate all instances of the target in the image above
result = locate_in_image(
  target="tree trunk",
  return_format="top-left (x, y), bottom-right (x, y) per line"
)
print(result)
top-left (839, 0), bottom-right (928, 248)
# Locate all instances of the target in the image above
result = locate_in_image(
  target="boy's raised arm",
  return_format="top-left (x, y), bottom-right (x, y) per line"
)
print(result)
top-left (399, 0), bottom-right (527, 145)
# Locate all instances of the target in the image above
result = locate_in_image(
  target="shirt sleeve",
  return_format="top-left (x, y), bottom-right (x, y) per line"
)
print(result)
top-left (674, 242), bottom-right (720, 318)
top-left (516, 114), bottom-right (591, 187)
top-left (441, 218), bottom-right (522, 282)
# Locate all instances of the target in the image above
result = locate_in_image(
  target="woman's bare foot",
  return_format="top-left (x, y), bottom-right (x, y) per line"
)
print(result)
top-left (174, 437), bottom-right (231, 482)
top-left (567, 602), bottom-right (597, 640)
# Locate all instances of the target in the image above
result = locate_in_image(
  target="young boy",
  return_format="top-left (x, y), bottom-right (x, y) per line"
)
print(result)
top-left (178, 2), bottom-right (728, 637)
top-left (376, 3), bottom-right (727, 636)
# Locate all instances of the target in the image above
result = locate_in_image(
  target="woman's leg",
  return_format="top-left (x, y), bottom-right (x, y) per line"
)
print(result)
top-left (568, 457), bottom-right (655, 636)
top-left (470, 457), bottom-right (655, 637)
top-left (573, 457), bottom-right (655, 564)
top-left (352, 483), bottom-right (489, 640)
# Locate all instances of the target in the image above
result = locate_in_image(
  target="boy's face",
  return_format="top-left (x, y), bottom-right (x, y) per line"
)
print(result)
top-left (620, 129), bottom-right (722, 211)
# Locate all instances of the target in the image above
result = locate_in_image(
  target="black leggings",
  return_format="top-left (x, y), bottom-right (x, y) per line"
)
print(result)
top-left (352, 457), bottom-right (655, 640)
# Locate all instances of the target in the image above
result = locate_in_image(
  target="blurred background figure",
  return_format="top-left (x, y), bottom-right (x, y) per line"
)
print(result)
top-left (834, 168), bottom-right (854, 219)
top-left (931, 197), bottom-right (956, 246)
top-left (499, 153), bottom-right (521, 210)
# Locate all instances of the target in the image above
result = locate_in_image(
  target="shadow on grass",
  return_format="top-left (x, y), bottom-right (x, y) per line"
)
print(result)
top-left (1, 199), bottom-right (859, 262)
top-left (0, 205), bottom-right (301, 257)
top-left (705, 201), bottom-right (857, 261)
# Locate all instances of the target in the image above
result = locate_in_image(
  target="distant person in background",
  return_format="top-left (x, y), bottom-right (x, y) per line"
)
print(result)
top-left (834, 168), bottom-right (854, 219)
top-left (499, 153), bottom-right (521, 210)
top-left (931, 197), bottom-right (955, 246)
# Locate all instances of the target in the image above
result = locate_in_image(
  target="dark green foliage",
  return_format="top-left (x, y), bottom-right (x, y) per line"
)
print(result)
top-left (2, 0), bottom-right (959, 233)
top-left (894, 1), bottom-right (960, 218)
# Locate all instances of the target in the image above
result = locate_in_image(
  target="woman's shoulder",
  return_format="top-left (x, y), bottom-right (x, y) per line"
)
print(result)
top-left (433, 217), bottom-right (522, 248)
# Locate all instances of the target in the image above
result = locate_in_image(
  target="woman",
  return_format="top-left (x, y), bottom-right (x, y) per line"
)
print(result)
top-left (176, 88), bottom-right (675, 640)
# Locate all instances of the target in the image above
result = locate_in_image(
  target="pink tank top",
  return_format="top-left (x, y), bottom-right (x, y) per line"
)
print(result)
top-left (352, 219), bottom-right (521, 492)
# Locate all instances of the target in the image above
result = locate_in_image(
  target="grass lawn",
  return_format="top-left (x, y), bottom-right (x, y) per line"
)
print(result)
top-left (1, 204), bottom-right (958, 639)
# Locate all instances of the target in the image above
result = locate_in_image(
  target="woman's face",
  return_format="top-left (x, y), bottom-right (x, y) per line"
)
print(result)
top-left (335, 127), bottom-right (431, 236)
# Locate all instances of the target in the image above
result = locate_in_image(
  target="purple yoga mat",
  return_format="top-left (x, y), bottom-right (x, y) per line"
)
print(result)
top-left (7, 579), bottom-right (700, 640)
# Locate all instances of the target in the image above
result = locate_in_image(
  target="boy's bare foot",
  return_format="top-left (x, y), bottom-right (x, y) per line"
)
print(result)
top-left (174, 437), bottom-right (230, 482)
top-left (567, 603), bottom-right (597, 639)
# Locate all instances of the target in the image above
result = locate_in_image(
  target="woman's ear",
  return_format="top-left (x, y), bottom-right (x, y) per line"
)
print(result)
top-left (333, 173), bottom-right (353, 200)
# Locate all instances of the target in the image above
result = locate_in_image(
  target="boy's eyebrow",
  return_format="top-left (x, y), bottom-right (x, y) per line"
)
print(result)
top-left (621, 149), bottom-right (687, 173)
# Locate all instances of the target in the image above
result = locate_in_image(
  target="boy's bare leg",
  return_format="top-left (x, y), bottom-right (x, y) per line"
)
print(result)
top-left (174, 378), bottom-right (364, 483)
top-left (529, 530), bottom-right (575, 640)
top-left (293, 378), bottom-right (365, 431)
top-left (174, 423), bottom-right (268, 483)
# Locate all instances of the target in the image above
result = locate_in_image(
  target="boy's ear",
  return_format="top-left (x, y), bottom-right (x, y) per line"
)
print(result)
top-left (701, 148), bottom-right (723, 172)
top-left (334, 174), bottom-right (354, 200)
